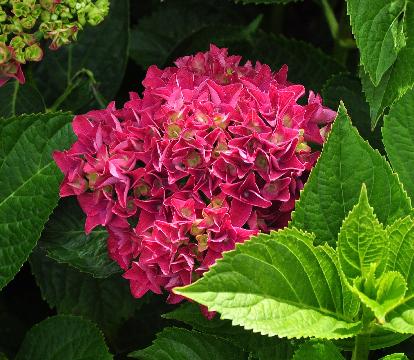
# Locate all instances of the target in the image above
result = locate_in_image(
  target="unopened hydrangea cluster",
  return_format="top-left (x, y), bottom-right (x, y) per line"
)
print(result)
top-left (54, 45), bottom-right (336, 305)
top-left (0, 0), bottom-right (109, 86)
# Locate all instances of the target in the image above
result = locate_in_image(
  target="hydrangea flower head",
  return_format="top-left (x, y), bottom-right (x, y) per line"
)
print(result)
top-left (54, 45), bottom-right (336, 304)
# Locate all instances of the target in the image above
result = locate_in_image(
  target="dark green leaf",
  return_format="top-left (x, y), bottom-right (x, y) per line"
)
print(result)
top-left (15, 315), bottom-right (112, 360)
top-left (0, 113), bottom-right (75, 290)
top-left (30, 249), bottom-right (138, 334)
top-left (129, 327), bottom-right (246, 360)
top-left (40, 197), bottom-right (120, 278)
top-left (0, 80), bottom-right (45, 117)
top-left (163, 303), bottom-right (295, 359)
top-left (130, 0), bottom-right (243, 70)
top-left (292, 340), bottom-right (345, 360)
top-left (322, 73), bottom-right (382, 151)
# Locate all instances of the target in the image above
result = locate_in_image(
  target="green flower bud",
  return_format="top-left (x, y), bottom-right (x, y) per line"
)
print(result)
top-left (13, 3), bottom-right (31, 17)
top-left (39, 0), bottom-right (54, 11)
top-left (0, 8), bottom-right (7, 23)
top-left (20, 15), bottom-right (37, 29)
top-left (0, 42), bottom-right (11, 65)
top-left (10, 36), bottom-right (25, 50)
top-left (25, 43), bottom-right (43, 61)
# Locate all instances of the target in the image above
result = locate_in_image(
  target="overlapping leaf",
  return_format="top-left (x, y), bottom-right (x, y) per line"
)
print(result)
top-left (357, 1), bottom-right (414, 126)
top-left (291, 104), bottom-right (411, 246)
top-left (338, 185), bottom-right (387, 281)
top-left (0, 113), bottom-right (75, 290)
top-left (383, 88), bottom-right (414, 200)
top-left (175, 228), bottom-right (361, 340)
top-left (163, 303), bottom-right (295, 359)
top-left (347, 0), bottom-right (407, 86)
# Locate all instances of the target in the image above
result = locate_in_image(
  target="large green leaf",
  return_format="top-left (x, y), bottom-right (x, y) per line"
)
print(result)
top-left (30, 248), bottom-right (138, 334)
top-left (359, 1), bottom-right (414, 126)
top-left (291, 104), bottom-right (411, 246)
top-left (33, 0), bottom-right (129, 109)
top-left (338, 185), bottom-right (386, 281)
top-left (0, 80), bottom-right (45, 117)
top-left (0, 113), bottom-right (75, 290)
top-left (15, 315), bottom-right (112, 360)
top-left (292, 340), bottom-right (345, 360)
top-left (163, 303), bottom-right (295, 359)
top-left (175, 228), bottom-right (361, 340)
top-left (40, 197), bottom-right (119, 278)
top-left (347, 0), bottom-right (407, 86)
top-left (129, 327), bottom-right (246, 360)
top-left (383, 88), bottom-right (414, 200)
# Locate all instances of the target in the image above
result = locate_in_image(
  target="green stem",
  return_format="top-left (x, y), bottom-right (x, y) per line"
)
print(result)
top-left (351, 333), bottom-right (370, 360)
top-left (352, 305), bottom-right (372, 360)
top-left (320, 0), bottom-right (339, 40)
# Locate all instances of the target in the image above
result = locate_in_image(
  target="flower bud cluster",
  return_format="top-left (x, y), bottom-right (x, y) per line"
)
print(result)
top-left (0, 0), bottom-right (109, 86)
top-left (54, 45), bottom-right (336, 304)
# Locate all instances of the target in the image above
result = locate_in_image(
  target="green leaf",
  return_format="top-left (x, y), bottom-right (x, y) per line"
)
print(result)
top-left (321, 73), bottom-right (382, 151)
top-left (0, 80), bottom-right (45, 117)
top-left (128, 327), bottom-right (246, 360)
top-left (163, 303), bottom-right (295, 359)
top-left (175, 228), bottom-right (361, 340)
top-left (356, 271), bottom-right (407, 323)
top-left (238, 33), bottom-right (344, 92)
top-left (383, 88), bottom-right (414, 200)
top-left (347, 0), bottom-right (407, 86)
top-left (377, 216), bottom-right (414, 333)
top-left (359, 1), bottom-right (414, 126)
top-left (30, 248), bottom-right (138, 334)
top-left (0, 113), bottom-right (75, 290)
top-left (291, 103), bottom-right (411, 246)
top-left (34, 0), bottom-right (129, 108)
top-left (130, 0), bottom-right (244, 70)
top-left (15, 315), bottom-right (112, 360)
top-left (40, 197), bottom-right (120, 278)
top-left (132, 5), bottom-right (342, 93)
top-left (379, 354), bottom-right (409, 360)
top-left (338, 184), bottom-right (386, 281)
top-left (292, 340), bottom-right (345, 360)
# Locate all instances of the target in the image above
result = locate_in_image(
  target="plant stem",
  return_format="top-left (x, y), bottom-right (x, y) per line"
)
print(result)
top-left (352, 305), bottom-right (373, 360)
top-left (320, 0), bottom-right (339, 40)
top-left (351, 333), bottom-right (371, 360)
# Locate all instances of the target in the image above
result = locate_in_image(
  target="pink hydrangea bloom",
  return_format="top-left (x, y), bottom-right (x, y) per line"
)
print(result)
top-left (54, 45), bottom-right (336, 305)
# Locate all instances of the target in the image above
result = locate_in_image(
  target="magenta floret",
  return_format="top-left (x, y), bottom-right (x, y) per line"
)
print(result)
top-left (54, 45), bottom-right (336, 304)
